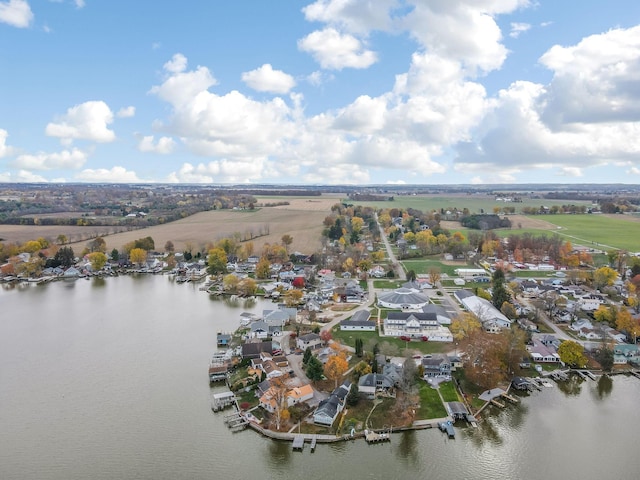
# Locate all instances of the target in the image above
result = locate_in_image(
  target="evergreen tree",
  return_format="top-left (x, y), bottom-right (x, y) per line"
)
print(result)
top-left (491, 268), bottom-right (511, 310)
top-left (302, 347), bottom-right (312, 365)
top-left (305, 355), bottom-right (324, 381)
top-left (355, 338), bottom-right (363, 357)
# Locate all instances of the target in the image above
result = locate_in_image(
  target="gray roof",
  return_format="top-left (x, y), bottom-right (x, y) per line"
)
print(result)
top-left (350, 310), bottom-right (371, 322)
top-left (378, 288), bottom-right (429, 306)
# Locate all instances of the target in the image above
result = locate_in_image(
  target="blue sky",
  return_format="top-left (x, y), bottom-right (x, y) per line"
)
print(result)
top-left (2, 0), bottom-right (640, 185)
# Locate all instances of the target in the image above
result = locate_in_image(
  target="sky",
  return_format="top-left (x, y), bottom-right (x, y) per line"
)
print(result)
top-left (2, 1), bottom-right (640, 185)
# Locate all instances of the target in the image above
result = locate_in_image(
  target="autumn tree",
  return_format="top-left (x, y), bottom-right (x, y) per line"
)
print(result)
top-left (87, 236), bottom-right (107, 253)
top-left (593, 266), bottom-right (618, 290)
top-left (223, 274), bottom-right (239, 292)
top-left (164, 240), bottom-right (175, 253)
top-left (500, 302), bottom-right (517, 320)
top-left (352, 360), bottom-right (372, 381)
top-left (284, 289), bottom-right (303, 307)
top-left (324, 351), bottom-right (349, 388)
top-left (129, 248), bottom-right (147, 266)
top-left (557, 340), bottom-right (587, 368)
top-left (450, 312), bottom-right (481, 341)
top-left (56, 234), bottom-right (68, 245)
top-left (269, 377), bottom-right (290, 431)
top-left (207, 247), bottom-right (228, 275)
top-left (255, 256), bottom-right (271, 279)
top-left (281, 234), bottom-right (293, 253)
top-left (320, 329), bottom-right (332, 344)
top-left (616, 308), bottom-right (640, 343)
top-left (428, 267), bottom-right (441, 286)
top-left (463, 331), bottom-right (509, 389)
top-left (237, 278), bottom-right (257, 296)
top-left (87, 252), bottom-right (107, 271)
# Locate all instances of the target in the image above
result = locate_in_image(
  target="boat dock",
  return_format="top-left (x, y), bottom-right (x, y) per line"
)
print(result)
top-left (292, 435), bottom-right (305, 450)
top-left (211, 391), bottom-right (236, 412)
top-left (223, 412), bottom-right (249, 430)
top-left (576, 370), bottom-right (597, 381)
top-left (438, 421), bottom-right (455, 438)
top-left (364, 429), bottom-right (391, 444)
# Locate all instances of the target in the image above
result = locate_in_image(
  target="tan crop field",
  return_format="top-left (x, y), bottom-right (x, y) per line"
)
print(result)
top-left (0, 196), bottom-right (340, 254)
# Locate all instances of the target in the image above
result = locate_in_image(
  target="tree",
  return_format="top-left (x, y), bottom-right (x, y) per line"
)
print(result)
top-left (302, 347), bottom-right (312, 365)
top-left (500, 302), bottom-right (517, 320)
top-left (129, 248), bottom-right (147, 266)
top-left (305, 355), bottom-right (324, 381)
top-left (164, 240), bottom-right (175, 253)
top-left (616, 308), bottom-right (640, 343)
top-left (450, 312), bottom-right (481, 341)
top-left (406, 269), bottom-right (417, 282)
top-left (400, 356), bottom-right (418, 393)
top-left (352, 360), bottom-right (372, 380)
top-left (87, 252), bottom-right (107, 271)
top-left (110, 248), bottom-right (120, 262)
top-left (54, 246), bottom-right (75, 268)
top-left (491, 268), bottom-right (511, 310)
top-left (428, 268), bottom-right (441, 286)
top-left (281, 234), bottom-right (293, 252)
top-left (354, 337), bottom-right (364, 357)
top-left (269, 377), bottom-right (290, 431)
top-left (595, 346), bottom-right (614, 372)
top-left (557, 340), bottom-right (587, 368)
top-left (324, 352), bottom-right (349, 388)
top-left (87, 237), bottom-right (107, 253)
top-left (593, 266), bottom-right (618, 290)
top-left (593, 305), bottom-right (614, 326)
top-left (237, 278), bottom-right (257, 296)
top-left (346, 382), bottom-right (359, 406)
top-left (284, 289), bottom-right (303, 307)
top-left (56, 234), bottom-right (67, 245)
top-left (320, 329), bottom-right (332, 344)
top-left (255, 256), bottom-right (271, 279)
top-left (207, 248), bottom-right (228, 275)
top-left (223, 274), bottom-right (239, 292)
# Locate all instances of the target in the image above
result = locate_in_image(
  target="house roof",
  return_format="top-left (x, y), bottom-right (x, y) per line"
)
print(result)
top-left (378, 288), bottom-right (429, 306)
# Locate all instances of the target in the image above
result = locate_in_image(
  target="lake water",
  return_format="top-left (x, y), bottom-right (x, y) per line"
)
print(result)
top-left (2, 275), bottom-right (640, 480)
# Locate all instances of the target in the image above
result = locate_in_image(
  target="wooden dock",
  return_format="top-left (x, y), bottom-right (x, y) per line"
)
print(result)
top-left (364, 429), bottom-right (391, 444)
top-left (490, 398), bottom-right (505, 408)
top-left (310, 435), bottom-right (317, 451)
top-left (501, 392), bottom-right (519, 404)
top-left (292, 435), bottom-right (305, 451)
top-left (223, 412), bottom-right (248, 430)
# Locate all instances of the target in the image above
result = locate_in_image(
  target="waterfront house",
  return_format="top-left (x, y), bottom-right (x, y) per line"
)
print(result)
top-left (241, 341), bottom-right (273, 360)
top-left (259, 383), bottom-right (315, 413)
top-left (358, 373), bottom-right (394, 399)
top-left (454, 290), bottom-right (512, 329)
top-left (313, 381), bottom-right (351, 426)
top-left (528, 339), bottom-right (560, 363)
top-left (421, 355), bottom-right (452, 377)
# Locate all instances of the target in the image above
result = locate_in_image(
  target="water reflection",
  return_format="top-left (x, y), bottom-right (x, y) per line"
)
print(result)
top-left (265, 439), bottom-right (292, 470)
top-left (91, 277), bottom-right (106, 288)
top-left (593, 374), bottom-right (613, 400)
top-left (556, 375), bottom-right (583, 396)
top-left (394, 430), bottom-right (419, 467)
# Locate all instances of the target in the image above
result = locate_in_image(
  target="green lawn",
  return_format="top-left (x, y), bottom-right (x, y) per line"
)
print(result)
top-left (533, 214), bottom-right (640, 252)
top-left (347, 195), bottom-right (592, 215)
top-left (331, 327), bottom-right (448, 356)
top-left (416, 383), bottom-right (447, 419)
top-left (401, 258), bottom-right (463, 276)
top-left (438, 381), bottom-right (460, 403)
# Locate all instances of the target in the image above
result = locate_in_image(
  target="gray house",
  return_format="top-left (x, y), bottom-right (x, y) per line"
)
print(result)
top-left (421, 355), bottom-right (451, 377)
top-left (313, 381), bottom-right (351, 426)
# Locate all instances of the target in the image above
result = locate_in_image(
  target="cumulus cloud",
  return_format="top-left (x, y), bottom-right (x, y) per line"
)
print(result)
top-left (298, 28), bottom-right (377, 70)
top-left (12, 148), bottom-right (87, 170)
top-left (241, 64), bottom-right (296, 94)
top-left (74, 0), bottom-right (85, 8)
top-left (0, 0), bottom-right (33, 28)
top-left (509, 22), bottom-right (531, 38)
top-left (455, 25), bottom-right (640, 179)
top-left (302, 0), bottom-right (397, 34)
top-left (163, 53), bottom-right (188, 73)
top-left (0, 129), bottom-right (16, 157)
top-left (116, 106), bottom-right (135, 118)
top-left (137, 135), bottom-right (176, 154)
top-left (45, 100), bottom-right (116, 144)
top-left (75, 166), bottom-right (141, 183)
top-left (0, 169), bottom-right (47, 183)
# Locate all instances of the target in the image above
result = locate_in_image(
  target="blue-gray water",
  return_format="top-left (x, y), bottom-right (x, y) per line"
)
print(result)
top-left (1, 275), bottom-right (639, 480)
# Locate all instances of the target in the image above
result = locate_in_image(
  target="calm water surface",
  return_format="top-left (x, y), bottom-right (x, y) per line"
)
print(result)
top-left (1, 275), bottom-right (639, 480)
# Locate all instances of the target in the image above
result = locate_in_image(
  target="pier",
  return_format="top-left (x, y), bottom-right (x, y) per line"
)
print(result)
top-left (438, 421), bottom-right (455, 438)
top-left (364, 429), bottom-right (391, 444)
top-left (223, 412), bottom-right (249, 430)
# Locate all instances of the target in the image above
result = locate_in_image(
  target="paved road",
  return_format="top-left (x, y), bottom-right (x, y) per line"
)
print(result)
top-left (375, 212), bottom-right (406, 281)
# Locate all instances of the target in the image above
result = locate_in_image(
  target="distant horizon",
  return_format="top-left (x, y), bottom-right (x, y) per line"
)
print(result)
top-left (2, 1), bottom-right (640, 184)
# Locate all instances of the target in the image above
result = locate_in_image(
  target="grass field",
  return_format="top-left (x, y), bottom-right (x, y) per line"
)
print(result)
top-left (532, 214), bottom-right (640, 252)
top-left (347, 194), bottom-right (593, 215)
